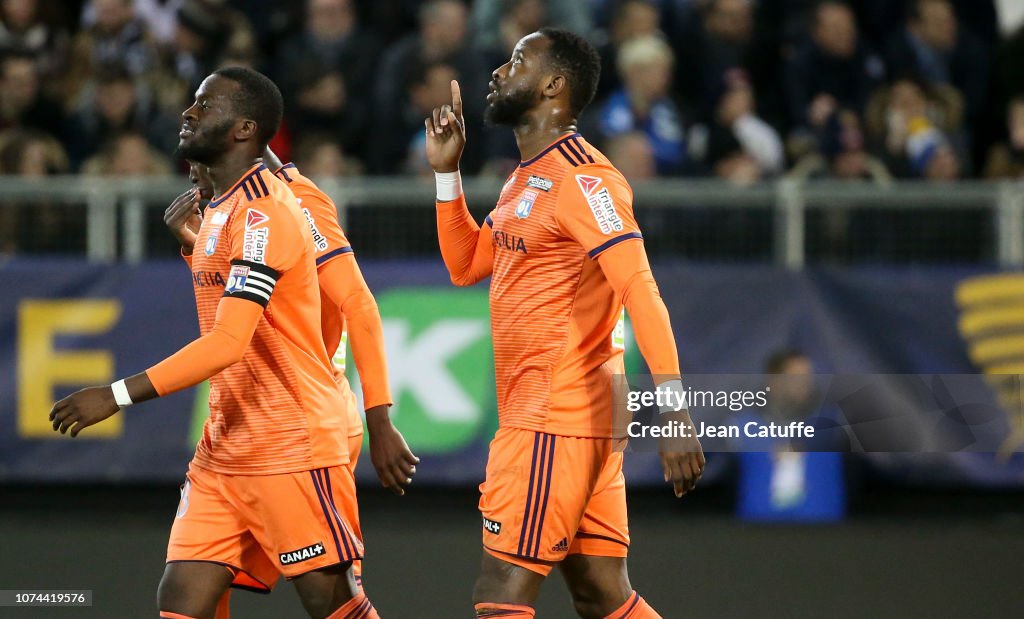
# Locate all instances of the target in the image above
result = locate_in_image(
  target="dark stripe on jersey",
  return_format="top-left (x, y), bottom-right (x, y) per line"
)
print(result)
top-left (516, 434), bottom-right (542, 556)
top-left (241, 180), bottom-right (254, 201)
top-left (569, 137), bottom-right (595, 163)
top-left (485, 215), bottom-right (494, 227)
top-left (322, 468), bottom-right (358, 560)
top-left (254, 171), bottom-right (270, 196)
top-left (309, 470), bottom-right (345, 561)
top-left (522, 433), bottom-right (551, 558)
top-left (531, 434), bottom-right (556, 557)
top-left (209, 164), bottom-right (268, 207)
top-left (276, 163), bottom-right (296, 183)
top-left (614, 592), bottom-right (641, 619)
top-left (588, 232), bottom-right (643, 258)
top-left (519, 132), bottom-right (580, 167)
top-left (316, 246), bottom-right (353, 266)
top-left (556, 144), bottom-right (583, 166)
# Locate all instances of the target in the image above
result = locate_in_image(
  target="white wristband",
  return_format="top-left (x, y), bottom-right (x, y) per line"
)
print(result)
top-left (657, 379), bottom-right (687, 414)
top-left (435, 170), bottom-right (463, 201)
top-left (111, 379), bottom-right (133, 408)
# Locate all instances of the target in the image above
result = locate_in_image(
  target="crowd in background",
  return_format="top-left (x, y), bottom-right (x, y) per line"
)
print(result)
top-left (3, 0), bottom-right (1024, 186)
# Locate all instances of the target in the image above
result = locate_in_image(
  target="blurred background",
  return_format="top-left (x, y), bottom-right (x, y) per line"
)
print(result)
top-left (1, 0), bottom-right (1024, 616)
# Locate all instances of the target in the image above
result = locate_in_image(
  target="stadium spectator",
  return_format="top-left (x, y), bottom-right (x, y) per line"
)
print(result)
top-left (372, 0), bottom-right (486, 173)
top-left (294, 135), bottom-right (364, 177)
top-left (471, 0), bottom-right (591, 52)
top-left (700, 75), bottom-right (785, 183)
top-left (866, 76), bottom-right (964, 180)
top-left (598, 35), bottom-right (688, 175)
top-left (397, 60), bottom-right (465, 176)
top-left (80, 131), bottom-right (173, 176)
top-left (594, 0), bottom-right (662, 100)
top-left (149, 0), bottom-right (255, 117)
top-left (0, 48), bottom-right (62, 134)
top-left (276, 0), bottom-right (379, 162)
top-left (882, 0), bottom-right (988, 124)
top-left (0, 128), bottom-right (73, 254)
top-left (64, 63), bottom-right (178, 169)
top-left (64, 0), bottom-right (158, 105)
top-left (782, 0), bottom-right (885, 154)
top-left (789, 109), bottom-right (892, 181)
top-left (604, 131), bottom-right (657, 181)
top-left (675, 0), bottom-right (757, 122)
top-left (984, 96), bottom-right (1024, 179)
top-left (0, 0), bottom-right (69, 81)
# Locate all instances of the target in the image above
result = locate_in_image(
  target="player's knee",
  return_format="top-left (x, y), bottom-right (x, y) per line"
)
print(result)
top-left (567, 581), bottom-right (613, 619)
top-left (472, 555), bottom-right (535, 606)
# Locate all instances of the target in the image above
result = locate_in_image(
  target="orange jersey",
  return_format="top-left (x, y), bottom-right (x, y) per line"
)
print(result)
top-left (487, 134), bottom-right (641, 438)
top-left (188, 163), bottom-right (348, 474)
top-left (273, 163), bottom-right (361, 437)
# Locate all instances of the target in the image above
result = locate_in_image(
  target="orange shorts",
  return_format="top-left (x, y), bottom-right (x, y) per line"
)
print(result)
top-left (479, 428), bottom-right (629, 576)
top-left (343, 432), bottom-right (363, 581)
top-left (167, 458), bottom-right (363, 592)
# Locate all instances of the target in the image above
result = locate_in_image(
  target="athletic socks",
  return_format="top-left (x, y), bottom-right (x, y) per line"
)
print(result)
top-left (327, 590), bottom-right (379, 618)
top-left (159, 613), bottom-right (200, 619)
top-left (602, 591), bottom-right (662, 619)
top-left (475, 602), bottom-right (536, 617)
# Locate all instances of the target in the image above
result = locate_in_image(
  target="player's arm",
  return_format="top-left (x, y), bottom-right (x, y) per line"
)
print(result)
top-left (556, 166), bottom-right (705, 497)
top-left (425, 79), bottom-right (494, 286)
top-left (50, 294), bottom-right (265, 437)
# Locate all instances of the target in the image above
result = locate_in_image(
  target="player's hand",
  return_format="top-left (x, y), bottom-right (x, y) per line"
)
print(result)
top-left (366, 405), bottom-right (420, 496)
top-left (49, 386), bottom-right (120, 438)
top-left (658, 409), bottom-right (705, 498)
top-left (425, 80), bottom-right (466, 173)
top-left (164, 188), bottom-right (202, 252)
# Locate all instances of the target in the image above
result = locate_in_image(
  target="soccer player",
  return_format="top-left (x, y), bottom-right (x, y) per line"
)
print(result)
top-left (424, 29), bottom-right (705, 618)
top-left (49, 67), bottom-right (380, 619)
top-left (164, 149), bottom-right (419, 591)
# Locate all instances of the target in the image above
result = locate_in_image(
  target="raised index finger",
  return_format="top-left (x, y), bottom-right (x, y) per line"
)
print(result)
top-left (451, 80), bottom-right (463, 119)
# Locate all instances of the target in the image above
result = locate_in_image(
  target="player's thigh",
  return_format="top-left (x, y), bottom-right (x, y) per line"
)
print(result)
top-left (157, 560), bottom-right (235, 618)
top-left (558, 554), bottom-right (633, 619)
top-left (228, 466), bottom-right (363, 583)
top-left (166, 464), bottom-right (278, 595)
top-left (473, 548), bottom-right (547, 606)
top-left (291, 562), bottom-right (359, 619)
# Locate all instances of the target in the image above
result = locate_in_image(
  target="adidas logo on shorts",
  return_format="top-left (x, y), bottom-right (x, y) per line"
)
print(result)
top-left (551, 538), bottom-right (569, 552)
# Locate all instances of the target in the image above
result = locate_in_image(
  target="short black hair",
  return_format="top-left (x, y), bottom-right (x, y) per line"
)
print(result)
top-left (764, 348), bottom-right (809, 374)
top-left (537, 28), bottom-right (601, 118)
top-left (212, 66), bottom-right (283, 148)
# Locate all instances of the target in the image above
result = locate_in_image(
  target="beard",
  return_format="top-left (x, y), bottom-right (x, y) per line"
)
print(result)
top-left (174, 118), bottom-right (233, 164)
top-left (484, 85), bottom-right (540, 126)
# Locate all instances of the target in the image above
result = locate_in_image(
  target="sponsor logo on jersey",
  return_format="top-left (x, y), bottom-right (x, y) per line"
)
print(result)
top-left (483, 517), bottom-right (502, 535)
top-left (204, 233), bottom-right (218, 256)
top-left (211, 211), bottom-right (228, 225)
top-left (575, 174), bottom-right (602, 196)
top-left (225, 264), bottom-right (249, 293)
top-left (577, 174), bottom-right (624, 235)
top-left (516, 190), bottom-right (538, 219)
top-left (303, 208), bottom-right (329, 251)
top-left (492, 229), bottom-right (528, 254)
top-left (279, 542), bottom-right (326, 565)
top-left (243, 227), bottom-right (269, 263)
top-left (527, 175), bottom-right (553, 191)
top-left (193, 270), bottom-right (227, 288)
top-left (245, 208), bottom-right (269, 229)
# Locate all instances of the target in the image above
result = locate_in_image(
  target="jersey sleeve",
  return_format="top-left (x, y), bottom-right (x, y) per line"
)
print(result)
top-left (554, 164), bottom-right (642, 258)
top-left (275, 163), bottom-right (353, 267)
top-left (222, 196), bottom-right (305, 308)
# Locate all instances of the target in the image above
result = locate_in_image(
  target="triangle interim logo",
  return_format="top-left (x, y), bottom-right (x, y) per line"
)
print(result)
top-left (246, 209), bottom-right (269, 229)
top-left (575, 174), bottom-right (602, 196)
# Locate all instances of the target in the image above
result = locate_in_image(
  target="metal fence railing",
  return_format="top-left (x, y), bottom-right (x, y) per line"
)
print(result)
top-left (0, 176), bottom-right (1021, 267)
